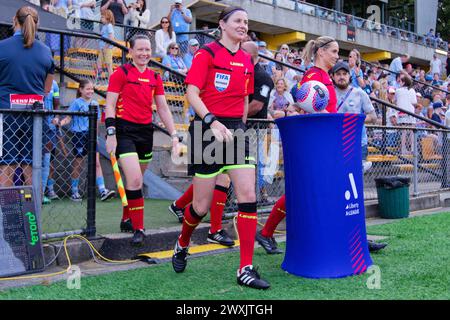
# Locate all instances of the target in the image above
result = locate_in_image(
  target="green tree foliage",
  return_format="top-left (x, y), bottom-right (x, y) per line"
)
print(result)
top-left (437, 0), bottom-right (450, 40)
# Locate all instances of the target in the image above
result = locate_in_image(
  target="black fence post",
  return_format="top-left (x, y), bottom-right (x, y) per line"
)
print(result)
top-left (85, 105), bottom-right (98, 237)
top-left (60, 33), bottom-right (65, 85)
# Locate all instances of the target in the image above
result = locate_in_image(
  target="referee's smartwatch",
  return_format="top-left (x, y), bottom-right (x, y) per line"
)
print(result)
top-left (106, 127), bottom-right (116, 136)
top-left (202, 113), bottom-right (217, 127)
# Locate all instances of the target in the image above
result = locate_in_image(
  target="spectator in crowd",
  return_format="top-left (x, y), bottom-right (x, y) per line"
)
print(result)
top-left (154, 17), bottom-right (176, 58)
top-left (51, 0), bottom-right (73, 17)
top-left (162, 42), bottom-right (188, 76)
top-left (385, 87), bottom-right (400, 147)
top-left (78, 1), bottom-right (96, 31)
top-left (56, 80), bottom-right (98, 201)
top-left (432, 72), bottom-right (443, 86)
top-left (96, 9), bottom-right (115, 84)
top-left (257, 41), bottom-right (272, 73)
top-left (0, 6), bottom-right (54, 187)
top-left (395, 75), bottom-right (417, 154)
top-left (405, 63), bottom-right (414, 77)
top-left (268, 51), bottom-right (283, 79)
top-left (445, 98), bottom-right (450, 127)
top-left (42, 79), bottom-right (60, 205)
top-left (284, 53), bottom-right (301, 89)
top-left (430, 54), bottom-right (442, 78)
top-left (183, 38), bottom-right (199, 70)
top-left (348, 49), bottom-right (365, 89)
top-left (446, 52), bottom-right (450, 78)
top-left (195, 23), bottom-right (211, 47)
top-left (268, 78), bottom-right (294, 119)
top-left (446, 94), bottom-right (450, 109)
top-left (168, 0), bottom-right (192, 54)
top-left (431, 101), bottom-right (445, 125)
top-left (389, 54), bottom-right (409, 86)
top-left (279, 44), bottom-right (290, 62)
top-left (101, 0), bottom-right (128, 25)
top-left (367, 69), bottom-right (378, 86)
top-left (128, 0), bottom-right (151, 29)
top-left (332, 61), bottom-right (377, 172)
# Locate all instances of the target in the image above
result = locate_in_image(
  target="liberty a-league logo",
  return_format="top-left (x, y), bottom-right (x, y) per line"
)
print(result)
top-left (214, 73), bottom-right (231, 92)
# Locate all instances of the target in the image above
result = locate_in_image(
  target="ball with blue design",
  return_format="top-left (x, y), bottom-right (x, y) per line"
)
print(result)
top-left (293, 80), bottom-right (329, 113)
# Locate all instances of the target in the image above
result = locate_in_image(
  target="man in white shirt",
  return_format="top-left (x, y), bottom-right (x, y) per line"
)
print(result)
top-left (430, 54), bottom-right (442, 78)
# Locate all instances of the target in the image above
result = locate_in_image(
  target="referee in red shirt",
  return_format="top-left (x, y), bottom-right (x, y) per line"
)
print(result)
top-left (105, 35), bottom-right (180, 246)
top-left (171, 6), bottom-right (270, 290)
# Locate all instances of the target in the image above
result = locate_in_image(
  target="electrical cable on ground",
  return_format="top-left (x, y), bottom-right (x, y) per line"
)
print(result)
top-left (0, 235), bottom-right (140, 282)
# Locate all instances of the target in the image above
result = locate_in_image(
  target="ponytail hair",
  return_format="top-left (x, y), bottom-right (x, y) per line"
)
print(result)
top-left (15, 6), bottom-right (39, 48)
top-left (76, 79), bottom-right (93, 98)
top-left (301, 36), bottom-right (336, 65)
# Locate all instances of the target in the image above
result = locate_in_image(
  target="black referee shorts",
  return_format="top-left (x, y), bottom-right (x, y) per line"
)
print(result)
top-left (188, 116), bottom-right (256, 178)
top-left (116, 118), bottom-right (154, 163)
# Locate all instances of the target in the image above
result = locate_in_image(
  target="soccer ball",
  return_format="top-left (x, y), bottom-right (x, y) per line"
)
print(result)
top-left (293, 80), bottom-right (329, 113)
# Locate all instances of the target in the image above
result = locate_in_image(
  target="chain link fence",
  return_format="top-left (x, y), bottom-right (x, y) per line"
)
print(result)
top-left (0, 108), bottom-right (97, 240)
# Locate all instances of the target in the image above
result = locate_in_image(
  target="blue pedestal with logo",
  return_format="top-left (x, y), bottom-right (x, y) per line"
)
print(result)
top-left (275, 114), bottom-right (372, 278)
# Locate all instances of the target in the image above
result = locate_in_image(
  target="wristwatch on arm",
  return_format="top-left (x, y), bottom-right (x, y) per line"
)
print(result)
top-left (202, 113), bottom-right (217, 127)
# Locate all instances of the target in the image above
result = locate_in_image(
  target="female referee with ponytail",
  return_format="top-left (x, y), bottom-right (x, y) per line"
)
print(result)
top-left (0, 6), bottom-right (54, 187)
top-left (171, 6), bottom-right (270, 290)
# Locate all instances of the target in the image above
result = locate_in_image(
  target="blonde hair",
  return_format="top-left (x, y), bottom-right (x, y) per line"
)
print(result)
top-left (15, 6), bottom-right (39, 48)
top-left (379, 79), bottom-right (388, 101)
top-left (275, 78), bottom-right (288, 91)
top-left (350, 48), bottom-right (361, 66)
top-left (301, 36), bottom-right (336, 65)
top-left (102, 9), bottom-right (115, 25)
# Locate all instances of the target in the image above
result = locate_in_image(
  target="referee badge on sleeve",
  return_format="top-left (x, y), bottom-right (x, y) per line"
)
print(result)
top-left (214, 73), bottom-right (231, 92)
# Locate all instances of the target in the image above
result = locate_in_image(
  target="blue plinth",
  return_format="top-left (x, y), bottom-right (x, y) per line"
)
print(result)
top-left (275, 114), bottom-right (373, 279)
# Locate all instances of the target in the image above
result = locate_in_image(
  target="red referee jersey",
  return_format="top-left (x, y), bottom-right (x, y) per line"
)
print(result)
top-left (108, 64), bottom-right (165, 124)
top-left (185, 41), bottom-right (254, 118)
top-left (301, 66), bottom-right (337, 113)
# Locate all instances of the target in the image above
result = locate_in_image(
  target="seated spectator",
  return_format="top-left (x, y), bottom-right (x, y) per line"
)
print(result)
top-left (162, 42), bottom-right (188, 76)
top-left (155, 17), bottom-right (176, 58)
top-left (431, 101), bottom-right (445, 125)
top-left (385, 87), bottom-right (400, 147)
top-left (128, 0), bottom-right (151, 29)
top-left (168, 0), bottom-right (192, 54)
top-left (432, 73), bottom-right (443, 86)
top-left (268, 78), bottom-right (294, 119)
top-left (183, 38), bottom-right (199, 70)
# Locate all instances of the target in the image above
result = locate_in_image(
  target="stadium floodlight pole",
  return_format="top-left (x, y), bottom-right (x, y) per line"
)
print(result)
top-left (361, 60), bottom-right (450, 96)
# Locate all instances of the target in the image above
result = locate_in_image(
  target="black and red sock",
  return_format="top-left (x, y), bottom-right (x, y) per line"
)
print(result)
top-left (178, 204), bottom-right (203, 247)
top-left (237, 202), bottom-right (258, 270)
top-left (209, 185), bottom-right (228, 234)
top-left (126, 189), bottom-right (144, 231)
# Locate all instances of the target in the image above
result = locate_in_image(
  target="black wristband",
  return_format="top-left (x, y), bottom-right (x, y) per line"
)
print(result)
top-left (105, 117), bottom-right (116, 128)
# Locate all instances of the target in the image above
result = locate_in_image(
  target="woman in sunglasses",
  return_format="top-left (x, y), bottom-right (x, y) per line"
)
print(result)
top-left (162, 42), bottom-right (188, 76)
top-left (155, 17), bottom-right (176, 57)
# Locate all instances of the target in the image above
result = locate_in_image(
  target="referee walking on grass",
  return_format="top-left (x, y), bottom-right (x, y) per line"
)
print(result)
top-left (105, 34), bottom-right (181, 246)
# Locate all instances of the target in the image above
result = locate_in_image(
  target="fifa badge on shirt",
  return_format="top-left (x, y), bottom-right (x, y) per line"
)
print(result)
top-left (214, 73), bottom-right (231, 92)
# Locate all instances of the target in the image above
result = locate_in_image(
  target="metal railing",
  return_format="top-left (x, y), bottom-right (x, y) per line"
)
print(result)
top-left (253, 0), bottom-right (448, 51)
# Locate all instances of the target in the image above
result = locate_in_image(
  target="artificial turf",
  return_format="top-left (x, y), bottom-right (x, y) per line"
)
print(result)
top-left (1, 212), bottom-right (449, 300)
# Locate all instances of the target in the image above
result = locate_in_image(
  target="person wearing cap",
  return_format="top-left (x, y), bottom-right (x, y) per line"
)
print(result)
top-left (431, 101), bottom-right (445, 124)
top-left (183, 38), bottom-right (199, 70)
top-left (168, 0), bottom-right (192, 54)
top-left (331, 61), bottom-right (387, 252)
top-left (257, 41), bottom-right (272, 73)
